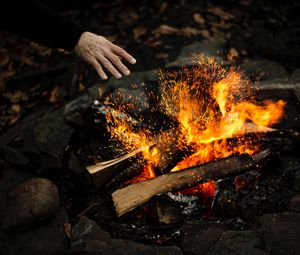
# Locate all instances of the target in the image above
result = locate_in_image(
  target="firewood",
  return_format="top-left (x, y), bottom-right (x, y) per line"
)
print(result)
top-left (112, 150), bottom-right (270, 217)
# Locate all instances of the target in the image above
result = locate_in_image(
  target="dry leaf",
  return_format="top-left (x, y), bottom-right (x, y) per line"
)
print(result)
top-left (153, 24), bottom-right (180, 36)
top-left (0, 49), bottom-right (10, 67)
top-left (181, 27), bottom-right (205, 37)
top-left (3, 91), bottom-right (28, 103)
top-left (64, 223), bottom-right (72, 239)
top-left (2, 70), bottom-right (16, 79)
top-left (143, 38), bottom-right (162, 47)
top-left (207, 7), bottom-right (235, 20)
top-left (227, 47), bottom-right (239, 61)
top-left (11, 104), bottom-right (21, 114)
top-left (49, 86), bottom-right (61, 103)
top-left (79, 82), bottom-right (85, 92)
top-left (159, 2), bottom-right (168, 14)
top-left (193, 13), bottom-right (205, 25)
top-left (133, 26), bottom-right (147, 40)
top-left (30, 42), bottom-right (52, 57)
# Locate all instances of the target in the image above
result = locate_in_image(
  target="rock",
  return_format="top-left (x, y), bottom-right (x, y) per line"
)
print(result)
top-left (294, 171), bottom-right (300, 193)
top-left (166, 40), bottom-right (225, 68)
top-left (2, 178), bottom-right (60, 232)
top-left (0, 208), bottom-right (69, 255)
top-left (68, 216), bottom-right (183, 255)
top-left (181, 226), bottom-right (224, 255)
top-left (0, 145), bottom-right (30, 166)
top-left (290, 69), bottom-right (300, 82)
top-left (63, 93), bottom-right (91, 126)
top-left (207, 230), bottom-right (265, 255)
top-left (182, 226), bottom-right (265, 255)
top-left (241, 59), bottom-right (289, 81)
top-left (106, 70), bottom-right (158, 90)
top-left (22, 111), bottom-right (74, 169)
top-left (289, 194), bottom-right (300, 212)
top-left (259, 212), bottom-right (300, 255)
top-left (0, 166), bottom-right (34, 221)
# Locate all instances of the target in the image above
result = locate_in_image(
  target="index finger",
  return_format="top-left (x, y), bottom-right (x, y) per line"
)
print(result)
top-left (113, 46), bottom-right (136, 64)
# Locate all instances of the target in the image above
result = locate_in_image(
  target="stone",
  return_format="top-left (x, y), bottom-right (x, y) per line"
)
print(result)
top-left (0, 145), bottom-right (30, 166)
top-left (181, 226), bottom-right (266, 255)
top-left (259, 212), bottom-right (300, 255)
top-left (241, 59), bottom-right (289, 81)
top-left (166, 40), bottom-right (225, 68)
top-left (106, 69), bottom-right (158, 90)
top-left (290, 69), bottom-right (300, 82)
top-left (2, 178), bottom-right (60, 232)
top-left (289, 194), bottom-right (300, 212)
top-left (68, 216), bottom-right (183, 255)
top-left (207, 230), bottom-right (265, 255)
top-left (0, 208), bottom-right (69, 255)
top-left (181, 226), bottom-right (224, 255)
top-left (63, 93), bottom-right (91, 120)
top-left (0, 166), bottom-right (34, 221)
top-left (294, 171), bottom-right (300, 193)
top-left (22, 110), bottom-right (74, 169)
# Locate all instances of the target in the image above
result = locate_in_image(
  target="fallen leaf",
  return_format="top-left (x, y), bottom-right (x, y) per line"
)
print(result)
top-left (3, 91), bottom-right (28, 103)
top-left (227, 47), bottom-right (239, 61)
top-left (11, 104), bottom-right (21, 114)
top-left (19, 54), bottom-right (35, 66)
top-left (133, 26), bottom-right (147, 40)
top-left (79, 82), bottom-right (85, 92)
top-left (181, 27), bottom-right (207, 37)
top-left (193, 13), bottom-right (205, 25)
top-left (153, 24), bottom-right (180, 37)
top-left (207, 6), bottom-right (235, 20)
top-left (2, 70), bottom-right (16, 79)
top-left (30, 42), bottom-right (52, 57)
top-left (159, 2), bottom-right (168, 14)
top-left (143, 38), bottom-right (162, 47)
top-left (49, 86), bottom-right (61, 103)
top-left (0, 49), bottom-right (10, 67)
top-left (64, 223), bottom-right (72, 239)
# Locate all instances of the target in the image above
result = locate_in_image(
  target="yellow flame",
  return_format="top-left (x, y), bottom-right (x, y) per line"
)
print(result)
top-left (104, 55), bottom-right (286, 187)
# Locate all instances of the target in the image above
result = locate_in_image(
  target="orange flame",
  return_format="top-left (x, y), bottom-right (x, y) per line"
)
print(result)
top-left (104, 55), bottom-right (285, 197)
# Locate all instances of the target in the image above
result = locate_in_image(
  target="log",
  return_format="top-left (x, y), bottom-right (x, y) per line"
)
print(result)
top-left (87, 122), bottom-right (275, 189)
top-left (86, 144), bottom-right (153, 189)
top-left (112, 150), bottom-right (270, 217)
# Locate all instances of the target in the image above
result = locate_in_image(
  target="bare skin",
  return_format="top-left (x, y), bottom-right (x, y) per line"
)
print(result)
top-left (74, 32), bottom-right (136, 80)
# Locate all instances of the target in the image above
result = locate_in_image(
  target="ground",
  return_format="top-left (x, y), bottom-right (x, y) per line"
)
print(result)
top-left (1, 1), bottom-right (300, 255)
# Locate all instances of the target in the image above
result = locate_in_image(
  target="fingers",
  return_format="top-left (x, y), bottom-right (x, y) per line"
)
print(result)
top-left (97, 55), bottom-right (122, 79)
top-left (106, 53), bottom-right (131, 76)
top-left (113, 46), bottom-right (136, 64)
top-left (90, 59), bottom-right (108, 80)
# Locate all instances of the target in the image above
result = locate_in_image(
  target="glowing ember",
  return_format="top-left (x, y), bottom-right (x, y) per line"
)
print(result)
top-left (103, 55), bottom-right (285, 197)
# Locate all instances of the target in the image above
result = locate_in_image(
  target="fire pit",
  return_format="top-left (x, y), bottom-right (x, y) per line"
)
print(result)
top-left (73, 55), bottom-right (300, 243)
top-left (1, 54), bottom-right (299, 254)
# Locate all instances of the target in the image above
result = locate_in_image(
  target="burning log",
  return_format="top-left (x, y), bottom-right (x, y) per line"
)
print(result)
top-left (112, 150), bottom-right (270, 217)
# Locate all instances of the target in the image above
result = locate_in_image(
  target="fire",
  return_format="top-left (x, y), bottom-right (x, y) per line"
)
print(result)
top-left (104, 55), bottom-right (285, 197)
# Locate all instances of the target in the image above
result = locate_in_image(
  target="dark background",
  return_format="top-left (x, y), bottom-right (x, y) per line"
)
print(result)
top-left (1, 0), bottom-right (299, 134)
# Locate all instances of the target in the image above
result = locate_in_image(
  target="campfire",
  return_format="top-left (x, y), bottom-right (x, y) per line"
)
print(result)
top-left (88, 55), bottom-right (286, 219)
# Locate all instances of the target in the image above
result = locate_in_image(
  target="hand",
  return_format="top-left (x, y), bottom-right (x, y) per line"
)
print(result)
top-left (74, 32), bottom-right (136, 80)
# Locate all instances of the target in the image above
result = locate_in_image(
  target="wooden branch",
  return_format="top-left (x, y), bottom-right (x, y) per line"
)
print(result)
top-left (112, 150), bottom-right (270, 217)
top-left (86, 144), bottom-right (154, 189)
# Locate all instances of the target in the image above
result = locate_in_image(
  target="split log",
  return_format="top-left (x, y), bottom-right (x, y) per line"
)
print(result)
top-left (87, 122), bottom-right (276, 189)
top-left (86, 145), bottom-right (153, 189)
top-left (112, 150), bottom-right (270, 217)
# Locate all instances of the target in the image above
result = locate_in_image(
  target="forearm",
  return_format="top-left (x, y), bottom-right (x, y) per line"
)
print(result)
top-left (3, 0), bottom-right (84, 51)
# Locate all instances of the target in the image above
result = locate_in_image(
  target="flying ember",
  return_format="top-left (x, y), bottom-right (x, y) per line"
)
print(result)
top-left (103, 55), bottom-right (286, 197)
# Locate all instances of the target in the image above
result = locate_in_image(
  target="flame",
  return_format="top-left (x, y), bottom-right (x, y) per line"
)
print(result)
top-left (104, 55), bottom-right (285, 197)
